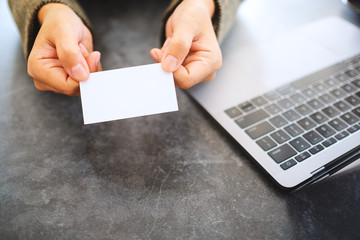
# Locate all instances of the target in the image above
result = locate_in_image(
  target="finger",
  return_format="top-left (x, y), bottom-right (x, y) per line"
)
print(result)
top-left (203, 72), bottom-right (216, 82)
top-left (79, 43), bottom-right (90, 58)
top-left (173, 59), bottom-right (217, 89)
top-left (165, 17), bottom-right (173, 39)
top-left (86, 51), bottom-right (101, 73)
top-left (150, 48), bottom-right (163, 63)
top-left (97, 61), bottom-right (103, 72)
top-left (161, 37), bottom-right (171, 52)
top-left (33, 79), bottom-right (61, 93)
top-left (55, 34), bottom-right (89, 82)
top-left (31, 58), bottom-right (80, 96)
top-left (34, 77), bottom-right (80, 96)
top-left (80, 27), bottom-right (94, 53)
top-left (80, 43), bottom-right (102, 73)
top-left (161, 25), bottom-right (194, 72)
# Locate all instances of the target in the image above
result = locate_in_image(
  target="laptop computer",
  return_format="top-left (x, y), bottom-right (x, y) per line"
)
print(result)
top-left (187, 16), bottom-right (360, 191)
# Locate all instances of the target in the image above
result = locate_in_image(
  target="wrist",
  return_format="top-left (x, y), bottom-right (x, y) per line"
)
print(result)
top-left (38, 3), bottom-right (71, 25)
top-left (183, 0), bottom-right (215, 18)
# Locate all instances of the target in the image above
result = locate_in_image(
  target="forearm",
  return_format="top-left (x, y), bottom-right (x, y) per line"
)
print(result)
top-left (162, 0), bottom-right (243, 44)
top-left (8, 0), bottom-right (92, 58)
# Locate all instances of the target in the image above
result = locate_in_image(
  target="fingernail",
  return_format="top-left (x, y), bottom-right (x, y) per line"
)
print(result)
top-left (163, 55), bottom-right (178, 72)
top-left (71, 63), bottom-right (88, 80)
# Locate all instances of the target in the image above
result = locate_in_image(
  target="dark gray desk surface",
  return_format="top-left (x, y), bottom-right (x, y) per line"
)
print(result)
top-left (1, 0), bottom-right (360, 239)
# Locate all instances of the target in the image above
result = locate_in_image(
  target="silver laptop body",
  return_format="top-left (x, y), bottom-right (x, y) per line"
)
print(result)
top-left (187, 16), bottom-right (360, 191)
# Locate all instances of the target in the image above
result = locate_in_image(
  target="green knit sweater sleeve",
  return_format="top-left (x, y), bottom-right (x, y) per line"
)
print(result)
top-left (8, 0), bottom-right (92, 58)
top-left (161, 0), bottom-right (243, 44)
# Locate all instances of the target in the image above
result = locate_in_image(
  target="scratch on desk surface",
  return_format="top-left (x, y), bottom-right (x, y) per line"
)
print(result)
top-left (147, 169), bottom-right (171, 237)
top-left (143, 168), bottom-right (160, 209)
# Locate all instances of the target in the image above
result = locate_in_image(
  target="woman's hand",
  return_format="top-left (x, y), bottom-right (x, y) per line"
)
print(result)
top-left (150, 0), bottom-right (222, 89)
top-left (28, 3), bottom-right (101, 96)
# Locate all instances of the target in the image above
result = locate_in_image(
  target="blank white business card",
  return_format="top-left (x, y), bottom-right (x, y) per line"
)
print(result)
top-left (79, 63), bottom-right (178, 125)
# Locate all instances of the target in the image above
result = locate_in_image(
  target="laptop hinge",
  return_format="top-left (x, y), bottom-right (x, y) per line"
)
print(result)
top-left (292, 146), bottom-right (360, 192)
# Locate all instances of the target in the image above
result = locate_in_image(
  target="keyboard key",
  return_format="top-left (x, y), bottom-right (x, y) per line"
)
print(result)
top-left (352, 79), bottom-right (360, 88)
top-left (324, 78), bottom-right (338, 87)
top-left (334, 101), bottom-right (351, 112)
top-left (307, 99), bottom-right (323, 110)
top-left (328, 118), bottom-right (348, 131)
top-left (290, 137), bottom-right (311, 152)
top-left (251, 96), bottom-right (267, 106)
top-left (238, 101), bottom-right (255, 112)
top-left (225, 107), bottom-right (242, 118)
top-left (352, 58), bottom-right (360, 65)
top-left (345, 95), bottom-right (360, 106)
top-left (284, 123), bottom-right (304, 137)
top-left (282, 110), bottom-right (300, 121)
top-left (346, 69), bottom-right (358, 78)
top-left (280, 159), bottom-right (297, 170)
top-left (322, 137), bottom-right (337, 147)
top-left (341, 84), bottom-right (356, 93)
top-left (270, 130), bottom-right (290, 144)
top-left (290, 93), bottom-right (306, 104)
top-left (263, 91), bottom-right (280, 101)
top-left (352, 106), bottom-right (360, 117)
top-left (303, 130), bottom-right (324, 145)
top-left (269, 115), bottom-right (288, 128)
top-left (319, 93), bottom-right (335, 103)
top-left (316, 124), bottom-right (336, 138)
top-left (350, 58), bottom-right (360, 65)
top-left (235, 109), bottom-right (269, 128)
top-left (303, 88), bottom-right (317, 98)
top-left (264, 103), bottom-right (282, 115)
top-left (335, 73), bottom-right (350, 82)
top-left (309, 144), bottom-right (325, 155)
top-left (295, 152), bottom-right (311, 162)
top-left (335, 131), bottom-right (349, 140)
top-left (340, 112), bottom-right (359, 125)
top-left (245, 121), bottom-right (275, 139)
top-left (347, 124), bottom-right (360, 133)
top-left (268, 144), bottom-right (297, 163)
top-left (256, 136), bottom-right (277, 151)
top-left (310, 112), bottom-right (328, 124)
top-left (314, 83), bottom-right (328, 92)
top-left (276, 85), bottom-right (294, 95)
top-left (295, 104), bottom-right (312, 115)
top-left (278, 99), bottom-right (294, 109)
top-left (322, 106), bottom-right (339, 118)
top-left (330, 88), bottom-right (346, 98)
top-left (297, 117), bottom-right (316, 130)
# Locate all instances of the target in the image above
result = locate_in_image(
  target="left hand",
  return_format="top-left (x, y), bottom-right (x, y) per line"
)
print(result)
top-left (150, 0), bottom-right (222, 89)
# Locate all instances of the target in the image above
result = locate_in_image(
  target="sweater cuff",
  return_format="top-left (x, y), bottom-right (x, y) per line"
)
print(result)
top-left (215, 0), bottom-right (243, 44)
top-left (8, 0), bottom-right (92, 59)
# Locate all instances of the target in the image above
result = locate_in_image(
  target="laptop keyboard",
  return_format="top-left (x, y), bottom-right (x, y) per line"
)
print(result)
top-left (225, 54), bottom-right (360, 171)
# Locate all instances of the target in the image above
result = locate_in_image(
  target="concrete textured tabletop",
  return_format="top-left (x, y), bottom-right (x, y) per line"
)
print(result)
top-left (1, 0), bottom-right (360, 239)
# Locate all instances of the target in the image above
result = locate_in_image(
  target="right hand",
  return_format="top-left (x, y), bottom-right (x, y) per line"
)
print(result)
top-left (28, 3), bottom-right (102, 96)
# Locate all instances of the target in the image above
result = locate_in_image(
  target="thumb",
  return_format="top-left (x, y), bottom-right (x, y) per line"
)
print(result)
top-left (161, 28), bottom-right (193, 72)
top-left (56, 37), bottom-right (90, 81)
